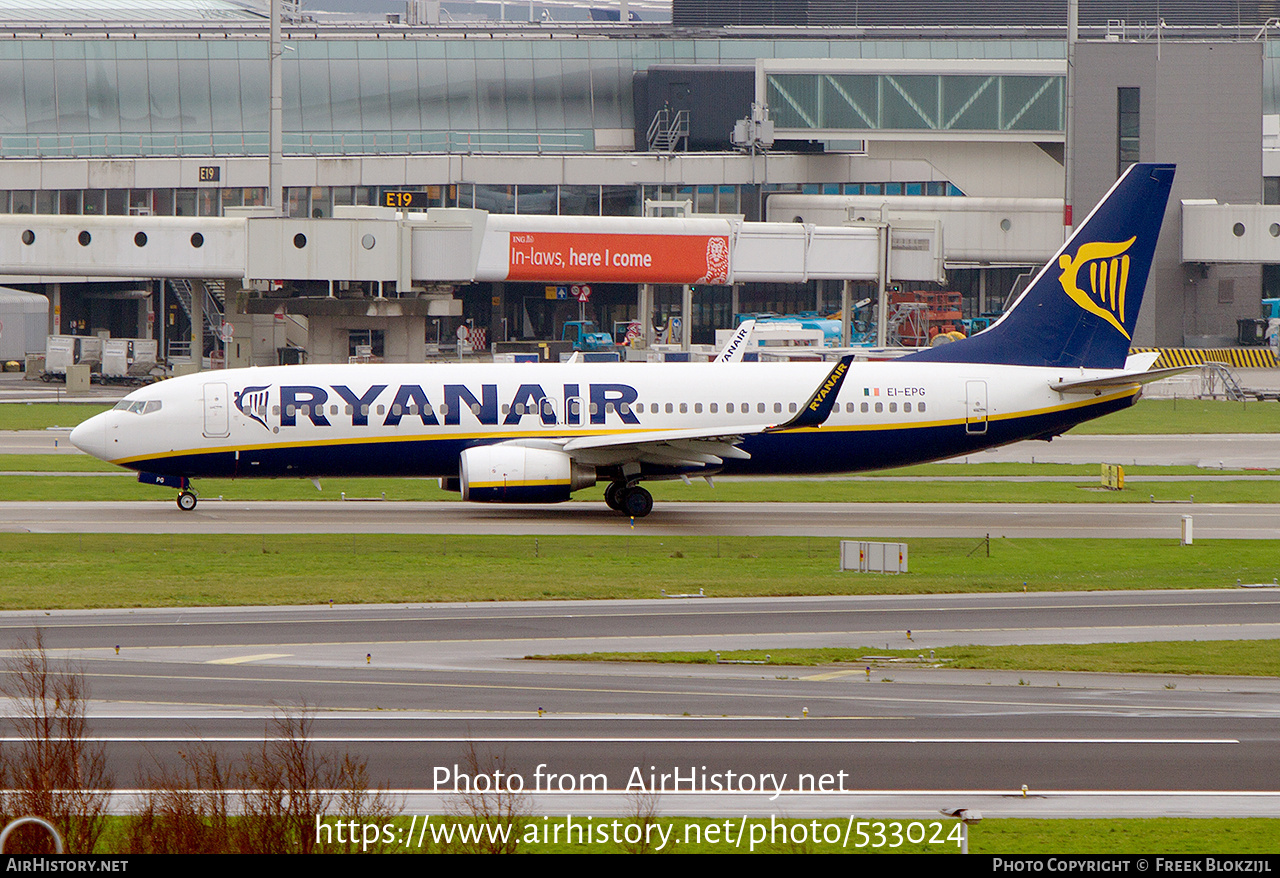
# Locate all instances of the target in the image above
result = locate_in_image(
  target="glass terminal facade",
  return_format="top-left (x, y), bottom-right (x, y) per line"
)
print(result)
top-left (0, 38), bottom-right (1072, 158)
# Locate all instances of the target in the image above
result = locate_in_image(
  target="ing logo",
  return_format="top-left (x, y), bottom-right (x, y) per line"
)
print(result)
top-left (1057, 237), bottom-right (1136, 340)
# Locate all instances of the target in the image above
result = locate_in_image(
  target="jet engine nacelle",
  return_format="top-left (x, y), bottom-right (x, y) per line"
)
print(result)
top-left (458, 445), bottom-right (597, 503)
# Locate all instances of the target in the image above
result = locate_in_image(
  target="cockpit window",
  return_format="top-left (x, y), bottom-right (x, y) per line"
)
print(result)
top-left (114, 400), bottom-right (162, 415)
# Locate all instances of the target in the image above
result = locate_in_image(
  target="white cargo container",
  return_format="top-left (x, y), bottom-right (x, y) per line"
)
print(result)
top-left (0, 287), bottom-right (49, 362)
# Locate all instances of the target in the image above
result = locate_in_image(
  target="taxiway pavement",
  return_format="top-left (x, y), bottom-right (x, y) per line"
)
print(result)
top-left (2, 592), bottom-right (1277, 817)
top-left (2, 499), bottom-right (1278, 539)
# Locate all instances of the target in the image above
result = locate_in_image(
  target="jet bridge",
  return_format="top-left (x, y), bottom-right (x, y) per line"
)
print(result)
top-left (0, 208), bottom-right (887, 288)
top-left (0, 207), bottom-right (924, 362)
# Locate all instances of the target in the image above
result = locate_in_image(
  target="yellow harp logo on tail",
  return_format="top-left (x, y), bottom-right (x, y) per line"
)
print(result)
top-left (1056, 236), bottom-right (1136, 340)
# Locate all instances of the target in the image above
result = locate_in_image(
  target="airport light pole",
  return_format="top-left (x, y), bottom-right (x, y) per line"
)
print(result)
top-left (1064, 0), bottom-right (1077, 240)
top-left (875, 222), bottom-right (890, 348)
top-left (269, 0), bottom-right (284, 217)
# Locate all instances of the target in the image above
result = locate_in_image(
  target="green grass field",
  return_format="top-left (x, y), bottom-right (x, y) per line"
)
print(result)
top-left (6, 455), bottom-right (1258, 477)
top-left (0, 472), bottom-right (1272, 503)
top-left (0, 402), bottom-right (110, 431)
top-left (347, 816), bottom-right (1280, 854)
top-left (1068, 398), bottom-right (1280, 434)
top-left (81, 814), bottom-right (1280, 854)
top-left (512, 816), bottom-right (1280, 854)
top-left (2, 534), bottom-right (1274, 610)
top-left (0, 454), bottom-right (1276, 504)
top-left (531, 640), bottom-right (1280, 677)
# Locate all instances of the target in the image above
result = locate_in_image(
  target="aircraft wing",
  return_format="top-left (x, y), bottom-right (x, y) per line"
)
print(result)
top-left (555, 354), bottom-right (855, 468)
top-left (562, 429), bottom-right (761, 468)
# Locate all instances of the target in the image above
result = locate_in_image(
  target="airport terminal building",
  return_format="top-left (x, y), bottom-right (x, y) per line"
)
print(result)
top-left (0, 0), bottom-right (1276, 364)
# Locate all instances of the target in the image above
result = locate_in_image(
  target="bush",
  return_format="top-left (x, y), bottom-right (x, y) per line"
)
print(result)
top-left (0, 631), bottom-right (112, 854)
top-left (128, 705), bottom-right (401, 854)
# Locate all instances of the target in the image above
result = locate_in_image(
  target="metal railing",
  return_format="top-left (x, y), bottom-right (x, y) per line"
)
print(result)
top-left (167, 339), bottom-right (192, 362)
top-left (646, 109), bottom-right (689, 152)
top-left (0, 129), bottom-right (594, 159)
top-left (168, 279), bottom-right (224, 347)
top-left (1199, 362), bottom-right (1246, 401)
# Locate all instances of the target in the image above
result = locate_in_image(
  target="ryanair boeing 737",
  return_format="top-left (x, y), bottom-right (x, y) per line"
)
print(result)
top-left (70, 163), bottom-right (1179, 518)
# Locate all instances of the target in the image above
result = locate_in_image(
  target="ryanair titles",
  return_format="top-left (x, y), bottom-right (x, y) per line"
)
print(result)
top-left (807, 360), bottom-right (848, 413)
top-left (234, 383), bottom-right (641, 431)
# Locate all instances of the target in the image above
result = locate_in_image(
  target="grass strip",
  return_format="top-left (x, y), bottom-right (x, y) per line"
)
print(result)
top-left (11, 456), bottom-right (1270, 477)
top-left (1, 534), bottom-right (1275, 610)
top-left (81, 815), bottom-right (1280, 854)
top-left (1069, 398), bottom-right (1280, 434)
top-left (529, 640), bottom-right (1280, 677)
top-left (368, 816), bottom-right (1280, 854)
top-left (0, 454), bottom-right (125, 472)
top-left (0, 473), bottom-right (1276, 503)
top-left (0, 402), bottom-right (111, 431)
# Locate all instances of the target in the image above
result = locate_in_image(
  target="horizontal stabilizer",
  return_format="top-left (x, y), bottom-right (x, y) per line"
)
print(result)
top-left (1050, 366), bottom-right (1193, 394)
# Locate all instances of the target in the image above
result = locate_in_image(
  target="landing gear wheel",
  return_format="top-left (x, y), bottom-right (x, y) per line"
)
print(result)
top-left (176, 491), bottom-right (198, 512)
top-left (620, 486), bottom-right (653, 518)
top-left (604, 481), bottom-right (626, 511)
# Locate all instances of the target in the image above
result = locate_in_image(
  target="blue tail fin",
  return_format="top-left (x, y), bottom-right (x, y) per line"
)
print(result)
top-left (905, 162), bottom-right (1175, 369)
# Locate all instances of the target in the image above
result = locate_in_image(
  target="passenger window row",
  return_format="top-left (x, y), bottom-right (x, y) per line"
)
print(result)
top-left (264, 399), bottom-right (925, 420)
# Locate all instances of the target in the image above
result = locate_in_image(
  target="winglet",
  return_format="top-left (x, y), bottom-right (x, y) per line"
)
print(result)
top-left (767, 355), bottom-right (854, 431)
top-left (715, 320), bottom-right (756, 363)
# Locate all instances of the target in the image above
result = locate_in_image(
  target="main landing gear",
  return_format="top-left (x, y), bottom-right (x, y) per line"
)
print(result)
top-left (604, 481), bottom-right (653, 518)
top-left (176, 490), bottom-right (198, 511)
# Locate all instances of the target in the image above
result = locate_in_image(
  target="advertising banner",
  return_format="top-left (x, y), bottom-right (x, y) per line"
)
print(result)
top-left (507, 232), bottom-right (730, 284)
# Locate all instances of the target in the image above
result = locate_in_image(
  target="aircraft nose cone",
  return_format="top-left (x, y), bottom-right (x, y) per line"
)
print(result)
top-left (69, 414), bottom-right (109, 460)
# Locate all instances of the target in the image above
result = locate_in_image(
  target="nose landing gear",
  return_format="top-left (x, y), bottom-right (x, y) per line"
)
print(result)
top-left (137, 472), bottom-right (198, 511)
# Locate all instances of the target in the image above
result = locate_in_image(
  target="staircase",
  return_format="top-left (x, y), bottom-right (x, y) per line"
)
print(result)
top-left (647, 108), bottom-right (689, 152)
top-left (886, 302), bottom-right (930, 348)
top-left (168, 279), bottom-right (226, 360)
top-left (1199, 362), bottom-right (1246, 401)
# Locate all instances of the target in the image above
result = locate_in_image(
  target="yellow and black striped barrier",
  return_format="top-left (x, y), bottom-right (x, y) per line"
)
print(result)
top-left (1130, 347), bottom-right (1280, 369)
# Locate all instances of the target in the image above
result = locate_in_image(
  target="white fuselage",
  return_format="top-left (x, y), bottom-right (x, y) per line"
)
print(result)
top-left (70, 360), bottom-right (1138, 481)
